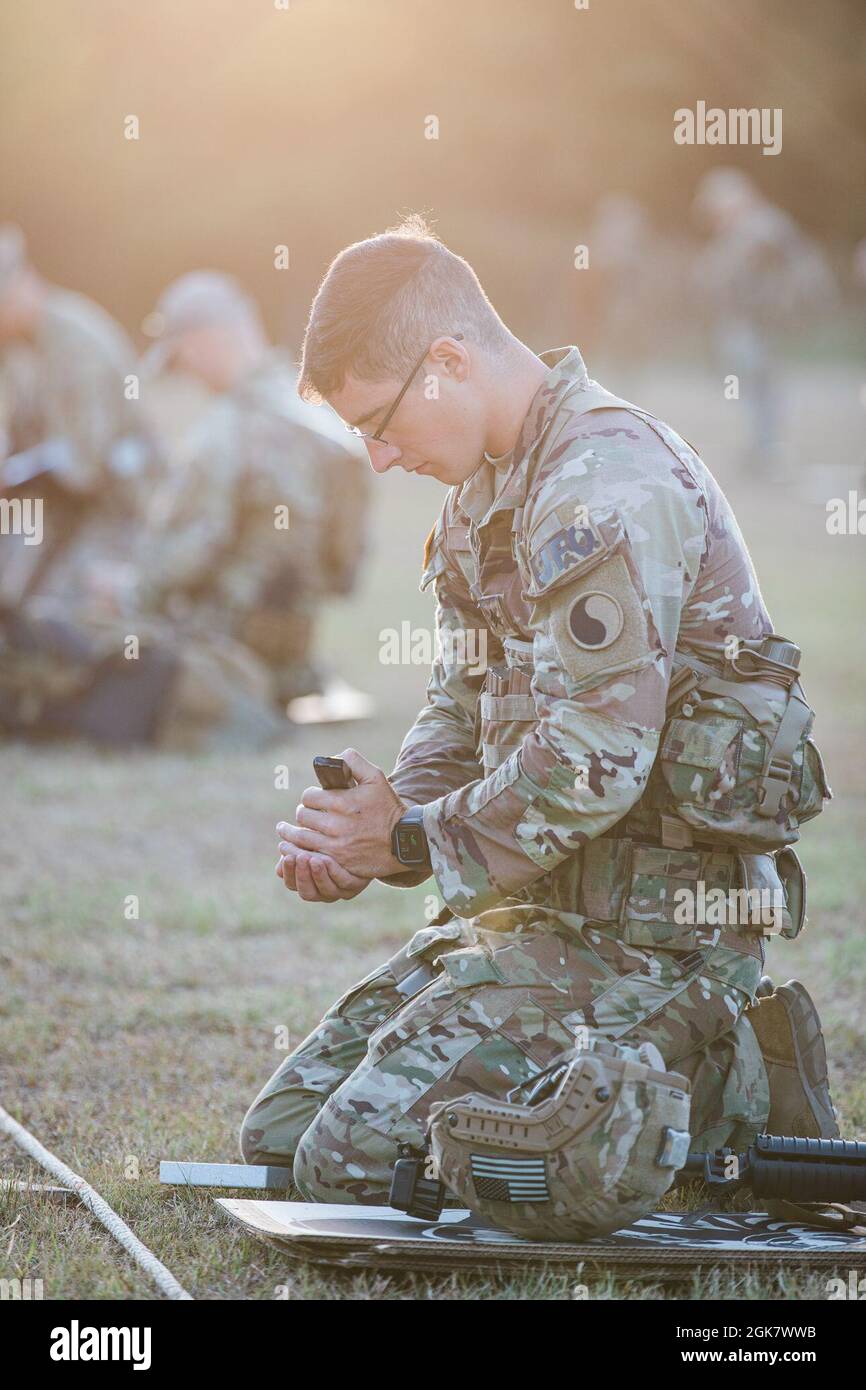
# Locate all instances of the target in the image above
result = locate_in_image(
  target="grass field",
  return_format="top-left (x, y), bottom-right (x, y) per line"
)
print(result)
top-left (2, 363), bottom-right (865, 1300)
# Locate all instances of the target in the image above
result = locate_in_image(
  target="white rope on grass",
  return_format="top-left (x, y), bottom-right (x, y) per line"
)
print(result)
top-left (0, 1103), bottom-right (193, 1301)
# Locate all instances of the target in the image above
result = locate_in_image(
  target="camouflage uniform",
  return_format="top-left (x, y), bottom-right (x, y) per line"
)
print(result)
top-left (0, 286), bottom-right (168, 738)
top-left (241, 346), bottom-right (776, 1201)
top-left (0, 286), bottom-right (152, 610)
top-left (143, 350), bottom-right (369, 704)
top-left (0, 285), bottom-right (145, 482)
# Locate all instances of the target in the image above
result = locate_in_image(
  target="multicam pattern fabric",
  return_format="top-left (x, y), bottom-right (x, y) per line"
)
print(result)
top-left (144, 351), bottom-right (369, 693)
top-left (381, 345), bottom-right (780, 917)
top-left (240, 346), bottom-right (805, 1207)
top-left (0, 287), bottom-right (145, 492)
top-left (241, 911), bottom-right (769, 1203)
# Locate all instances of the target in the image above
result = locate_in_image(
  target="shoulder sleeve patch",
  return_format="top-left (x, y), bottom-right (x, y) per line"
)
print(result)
top-left (546, 549), bottom-right (661, 687)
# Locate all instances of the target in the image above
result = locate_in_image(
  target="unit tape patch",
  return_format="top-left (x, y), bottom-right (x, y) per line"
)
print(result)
top-left (527, 519), bottom-right (607, 594)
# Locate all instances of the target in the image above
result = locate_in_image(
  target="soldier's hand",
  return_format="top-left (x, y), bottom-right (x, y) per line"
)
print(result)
top-left (276, 845), bottom-right (371, 902)
top-left (275, 747), bottom-right (408, 880)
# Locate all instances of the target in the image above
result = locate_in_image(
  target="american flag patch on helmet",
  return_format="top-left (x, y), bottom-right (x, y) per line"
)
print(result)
top-left (470, 1153), bottom-right (550, 1203)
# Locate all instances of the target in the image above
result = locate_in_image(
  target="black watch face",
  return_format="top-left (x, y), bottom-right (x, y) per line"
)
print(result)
top-left (397, 825), bottom-right (427, 863)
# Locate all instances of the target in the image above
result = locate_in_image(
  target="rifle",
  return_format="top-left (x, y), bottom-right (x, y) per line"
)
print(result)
top-left (674, 1133), bottom-right (866, 1204)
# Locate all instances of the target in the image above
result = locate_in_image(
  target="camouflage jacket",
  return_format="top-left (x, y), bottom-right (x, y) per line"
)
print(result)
top-left (0, 289), bottom-right (152, 614)
top-left (0, 288), bottom-right (146, 489)
top-left (144, 351), bottom-right (368, 614)
top-left (381, 346), bottom-right (774, 921)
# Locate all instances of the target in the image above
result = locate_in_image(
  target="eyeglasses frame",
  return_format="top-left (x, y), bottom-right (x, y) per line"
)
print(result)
top-left (346, 333), bottom-right (464, 444)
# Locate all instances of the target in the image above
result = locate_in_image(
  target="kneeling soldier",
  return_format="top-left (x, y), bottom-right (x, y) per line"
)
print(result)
top-left (241, 218), bottom-right (836, 1217)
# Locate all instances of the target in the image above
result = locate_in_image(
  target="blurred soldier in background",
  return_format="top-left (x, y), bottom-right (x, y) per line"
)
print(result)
top-left (0, 251), bottom-right (371, 749)
top-left (692, 169), bottom-right (837, 472)
top-left (139, 271), bottom-right (372, 712)
top-left (0, 223), bottom-right (178, 744)
top-left (585, 193), bottom-right (656, 360)
top-left (138, 358), bottom-right (214, 476)
top-left (0, 222), bottom-right (157, 610)
top-left (582, 194), bottom-right (695, 367)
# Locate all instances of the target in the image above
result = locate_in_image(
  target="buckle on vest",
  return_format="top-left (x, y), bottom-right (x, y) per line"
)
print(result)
top-left (756, 755), bottom-right (793, 818)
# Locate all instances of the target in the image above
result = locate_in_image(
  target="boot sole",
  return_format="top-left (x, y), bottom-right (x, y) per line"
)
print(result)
top-left (774, 980), bottom-right (839, 1139)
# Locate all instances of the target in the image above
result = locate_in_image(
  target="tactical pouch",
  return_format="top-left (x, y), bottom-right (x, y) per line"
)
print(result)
top-left (644, 635), bottom-right (832, 853)
top-left (620, 844), bottom-right (742, 949)
top-left (478, 639), bottom-right (537, 778)
top-left (579, 839), bottom-right (731, 949)
top-left (579, 836), bottom-right (791, 948)
top-left (479, 685), bottom-right (536, 775)
top-left (774, 846), bottom-right (807, 940)
top-left (735, 851), bottom-right (800, 938)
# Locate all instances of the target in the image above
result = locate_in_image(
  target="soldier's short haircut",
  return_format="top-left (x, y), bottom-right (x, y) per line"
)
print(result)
top-left (298, 214), bottom-right (511, 403)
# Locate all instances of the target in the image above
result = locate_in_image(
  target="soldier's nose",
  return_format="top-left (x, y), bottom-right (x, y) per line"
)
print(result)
top-left (365, 440), bottom-right (401, 473)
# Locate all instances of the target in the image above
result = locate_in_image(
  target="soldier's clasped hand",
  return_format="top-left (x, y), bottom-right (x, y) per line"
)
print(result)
top-left (275, 748), bottom-right (409, 901)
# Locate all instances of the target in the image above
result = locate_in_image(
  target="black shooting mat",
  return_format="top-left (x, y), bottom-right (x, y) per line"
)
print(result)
top-left (216, 1200), bottom-right (866, 1272)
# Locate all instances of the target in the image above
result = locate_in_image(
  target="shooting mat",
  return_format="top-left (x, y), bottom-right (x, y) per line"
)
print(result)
top-left (216, 1199), bottom-right (866, 1273)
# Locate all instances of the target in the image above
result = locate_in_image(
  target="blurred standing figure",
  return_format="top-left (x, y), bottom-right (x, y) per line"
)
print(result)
top-left (856, 239), bottom-right (866, 318)
top-left (692, 170), bottom-right (837, 472)
top-left (586, 193), bottom-right (656, 360)
top-left (583, 194), bottom-right (695, 371)
top-left (140, 272), bottom-right (370, 706)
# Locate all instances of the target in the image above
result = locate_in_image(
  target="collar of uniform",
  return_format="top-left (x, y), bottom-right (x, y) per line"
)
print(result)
top-left (456, 345), bottom-right (590, 527)
top-left (458, 450), bottom-right (509, 523)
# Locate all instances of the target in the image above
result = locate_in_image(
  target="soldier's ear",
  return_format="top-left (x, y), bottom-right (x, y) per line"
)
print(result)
top-left (428, 336), bottom-right (469, 381)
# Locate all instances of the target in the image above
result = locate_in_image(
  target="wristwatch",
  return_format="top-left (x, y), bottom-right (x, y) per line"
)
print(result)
top-left (391, 806), bottom-right (431, 868)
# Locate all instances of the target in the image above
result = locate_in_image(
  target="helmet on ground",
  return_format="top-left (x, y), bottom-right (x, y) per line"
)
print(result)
top-left (428, 1032), bottom-right (691, 1240)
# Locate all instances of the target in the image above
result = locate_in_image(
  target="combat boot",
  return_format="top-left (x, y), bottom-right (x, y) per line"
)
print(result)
top-left (747, 979), bottom-right (839, 1139)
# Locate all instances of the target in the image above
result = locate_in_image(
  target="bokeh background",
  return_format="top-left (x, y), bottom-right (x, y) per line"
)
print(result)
top-left (2, 0), bottom-right (864, 349)
top-left (2, 0), bottom-right (865, 1299)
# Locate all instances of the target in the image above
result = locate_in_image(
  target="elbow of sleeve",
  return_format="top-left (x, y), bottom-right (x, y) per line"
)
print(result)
top-left (514, 763), bottom-right (650, 876)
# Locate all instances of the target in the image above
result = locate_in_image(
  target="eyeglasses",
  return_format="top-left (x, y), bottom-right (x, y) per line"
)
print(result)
top-left (345, 333), bottom-right (464, 444)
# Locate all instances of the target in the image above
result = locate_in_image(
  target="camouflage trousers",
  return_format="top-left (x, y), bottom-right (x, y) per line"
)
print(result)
top-left (239, 910), bottom-right (770, 1204)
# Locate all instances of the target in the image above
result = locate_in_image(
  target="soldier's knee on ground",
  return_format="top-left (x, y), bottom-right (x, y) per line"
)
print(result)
top-left (238, 1112), bottom-right (272, 1167)
top-left (292, 1099), bottom-right (403, 1204)
top-left (291, 1111), bottom-right (342, 1201)
top-left (239, 1094), bottom-right (316, 1169)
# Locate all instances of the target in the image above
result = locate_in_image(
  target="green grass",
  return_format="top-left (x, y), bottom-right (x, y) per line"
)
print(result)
top-left (2, 364), bottom-right (865, 1299)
